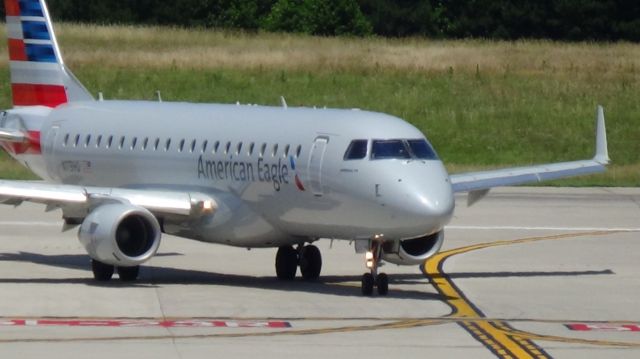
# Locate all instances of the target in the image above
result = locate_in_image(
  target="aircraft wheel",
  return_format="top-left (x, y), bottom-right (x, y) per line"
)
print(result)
top-left (300, 245), bottom-right (322, 280)
top-left (275, 246), bottom-right (298, 280)
top-left (361, 273), bottom-right (374, 296)
top-left (117, 266), bottom-right (140, 282)
top-left (91, 259), bottom-right (114, 282)
top-left (376, 273), bottom-right (389, 296)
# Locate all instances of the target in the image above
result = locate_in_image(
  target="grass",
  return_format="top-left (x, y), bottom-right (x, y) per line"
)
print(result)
top-left (0, 24), bottom-right (639, 185)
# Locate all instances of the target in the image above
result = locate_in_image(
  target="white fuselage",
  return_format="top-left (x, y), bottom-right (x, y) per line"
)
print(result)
top-left (11, 100), bottom-right (455, 247)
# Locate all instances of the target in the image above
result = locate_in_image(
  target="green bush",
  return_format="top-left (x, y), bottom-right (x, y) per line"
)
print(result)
top-left (262, 0), bottom-right (372, 36)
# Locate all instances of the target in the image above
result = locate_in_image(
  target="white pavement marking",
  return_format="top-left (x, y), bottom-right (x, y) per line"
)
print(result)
top-left (0, 221), bottom-right (59, 227)
top-left (446, 225), bottom-right (640, 232)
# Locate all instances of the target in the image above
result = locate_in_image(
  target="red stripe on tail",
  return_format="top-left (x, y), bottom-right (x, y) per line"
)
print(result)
top-left (8, 39), bottom-right (28, 61)
top-left (12, 83), bottom-right (68, 107)
top-left (4, 0), bottom-right (20, 16)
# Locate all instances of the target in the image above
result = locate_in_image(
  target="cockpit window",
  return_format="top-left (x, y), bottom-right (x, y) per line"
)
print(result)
top-left (407, 139), bottom-right (438, 160)
top-left (371, 140), bottom-right (411, 160)
top-left (344, 139), bottom-right (368, 160)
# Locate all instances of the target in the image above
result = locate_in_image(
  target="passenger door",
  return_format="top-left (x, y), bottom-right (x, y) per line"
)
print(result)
top-left (307, 136), bottom-right (329, 196)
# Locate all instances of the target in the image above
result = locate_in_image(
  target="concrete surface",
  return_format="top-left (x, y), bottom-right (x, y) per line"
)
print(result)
top-left (0, 187), bottom-right (638, 358)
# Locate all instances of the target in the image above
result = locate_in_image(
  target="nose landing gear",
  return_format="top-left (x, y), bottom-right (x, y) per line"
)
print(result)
top-left (361, 241), bottom-right (389, 296)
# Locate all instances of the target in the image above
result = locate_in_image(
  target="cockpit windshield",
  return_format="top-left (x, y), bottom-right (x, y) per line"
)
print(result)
top-left (371, 139), bottom-right (438, 160)
top-left (407, 139), bottom-right (438, 160)
top-left (344, 139), bottom-right (439, 161)
top-left (344, 139), bottom-right (368, 160)
top-left (371, 140), bottom-right (411, 160)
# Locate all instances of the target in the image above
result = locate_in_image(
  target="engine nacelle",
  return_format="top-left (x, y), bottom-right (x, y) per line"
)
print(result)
top-left (381, 231), bottom-right (444, 266)
top-left (78, 204), bottom-right (161, 267)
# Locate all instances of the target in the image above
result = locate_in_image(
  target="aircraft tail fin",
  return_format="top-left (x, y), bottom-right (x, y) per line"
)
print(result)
top-left (4, 0), bottom-right (93, 108)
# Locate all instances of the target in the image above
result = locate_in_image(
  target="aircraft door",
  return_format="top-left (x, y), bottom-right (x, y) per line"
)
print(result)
top-left (307, 136), bottom-right (329, 196)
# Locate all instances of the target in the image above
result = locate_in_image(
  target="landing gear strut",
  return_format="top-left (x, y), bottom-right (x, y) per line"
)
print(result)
top-left (275, 244), bottom-right (322, 281)
top-left (361, 241), bottom-right (389, 296)
top-left (91, 259), bottom-right (114, 281)
top-left (91, 259), bottom-right (140, 282)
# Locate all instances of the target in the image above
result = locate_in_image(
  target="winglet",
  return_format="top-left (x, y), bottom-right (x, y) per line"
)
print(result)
top-left (594, 105), bottom-right (610, 164)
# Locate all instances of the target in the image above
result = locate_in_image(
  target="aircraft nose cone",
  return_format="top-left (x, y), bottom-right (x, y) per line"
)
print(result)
top-left (414, 189), bottom-right (455, 227)
top-left (400, 161), bottom-right (455, 233)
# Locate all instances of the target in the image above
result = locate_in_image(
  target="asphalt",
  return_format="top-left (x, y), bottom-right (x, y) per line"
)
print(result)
top-left (0, 187), bottom-right (638, 358)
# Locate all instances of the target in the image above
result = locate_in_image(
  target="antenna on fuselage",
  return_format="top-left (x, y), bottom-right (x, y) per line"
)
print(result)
top-left (280, 96), bottom-right (288, 109)
top-left (156, 91), bottom-right (163, 103)
top-left (98, 92), bottom-right (104, 101)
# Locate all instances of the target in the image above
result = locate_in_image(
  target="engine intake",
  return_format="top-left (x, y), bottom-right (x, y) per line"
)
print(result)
top-left (79, 204), bottom-right (161, 266)
top-left (381, 231), bottom-right (444, 265)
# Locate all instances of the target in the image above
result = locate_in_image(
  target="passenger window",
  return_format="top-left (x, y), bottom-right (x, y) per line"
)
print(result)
top-left (283, 144), bottom-right (290, 158)
top-left (202, 140), bottom-right (208, 153)
top-left (179, 139), bottom-right (185, 152)
top-left (119, 136), bottom-right (126, 150)
top-left (344, 140), bottom-right (368, 160)
top-left (96, 135), bottom-right (102, 148)
top-left (296, 145), bottom-right (302, 158)
top-left (107, 136), bottom-right (113, 149)
top-left (272, 144), bottom-right (278, 157)
top-left (154, 138), bottom-right (160, 151)
top-left (131, 137), bottom-right (137, 150)
top-left (213, 141), bottom-right (220, 154)
top-left (165, 139), bottom-right (172, 151)
top-left (85, 135), bottom-right (91, 147)
top-left (74, 134), bottom-right (80, 147)
top-left (371, 139), bottom-right (411, 160)
top-left (191, 140), bottom-right (197, 153)
top-left (63, 134), bottom-right (69, 147)
top-left (236, 142), bottom-right (242, 155)
top-left (142, 137), bottom-right (149, 151)
top-left (225, 142), bottom-right (231, 154)
top-left (260, 143), bottom-right (267, 157)
top-left (248, 142), bottom-right (255, 156)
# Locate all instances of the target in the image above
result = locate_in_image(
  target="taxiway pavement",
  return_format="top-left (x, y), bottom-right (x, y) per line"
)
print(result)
top-left (0, 187), bottom-right (638, 358)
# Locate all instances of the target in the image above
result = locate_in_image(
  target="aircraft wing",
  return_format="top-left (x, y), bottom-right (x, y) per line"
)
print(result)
top-left (0, 180), bottom-right (217, 222)
top-left (450, 106), bottom-right (609, 205)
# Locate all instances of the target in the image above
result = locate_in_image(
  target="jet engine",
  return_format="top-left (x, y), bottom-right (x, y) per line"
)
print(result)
top-left (78, 204), bottom-right (161, 266)
top-left (381, 231), bottom-right (444, 265)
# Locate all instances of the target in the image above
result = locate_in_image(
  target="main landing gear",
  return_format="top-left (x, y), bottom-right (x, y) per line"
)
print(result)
top-left (361, 241), bottom-right (389, 296)
top-left (91, 259), bottom-right (140, 282)
top-left (275, 244), bottom-right (322, 281)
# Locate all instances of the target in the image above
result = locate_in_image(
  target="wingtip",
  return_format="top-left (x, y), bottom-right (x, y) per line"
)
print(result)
top-left (594, 105), bottom-right (610, 164)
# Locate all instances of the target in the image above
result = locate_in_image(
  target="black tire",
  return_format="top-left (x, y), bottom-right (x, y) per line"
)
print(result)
top-left (361, 273), bottom-right (374, 296)
top-left (275, 246), bottom-right (298, 280)
top-left (377, 273), bottom-right (389, 296)
top-left (91, 259), bottom-right (114, 282)
top-left (117, 266), bottom-right (140, 282)
top-left (300, 245), bottom-right (322, 280)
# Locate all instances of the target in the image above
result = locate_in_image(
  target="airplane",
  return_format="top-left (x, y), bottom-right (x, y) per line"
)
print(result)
top-left (0, 0), bottom-right (609, 296)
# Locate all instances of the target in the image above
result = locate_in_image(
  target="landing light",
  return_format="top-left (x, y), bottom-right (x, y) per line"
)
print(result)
top-left (365, 251), bottom-right (374, 269)
top-left (202, 200), bottom-right (214, 213)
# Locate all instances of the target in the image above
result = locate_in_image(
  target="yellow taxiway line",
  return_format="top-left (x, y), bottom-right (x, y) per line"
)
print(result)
top-left (423, 231), bottom-right (626, 358)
